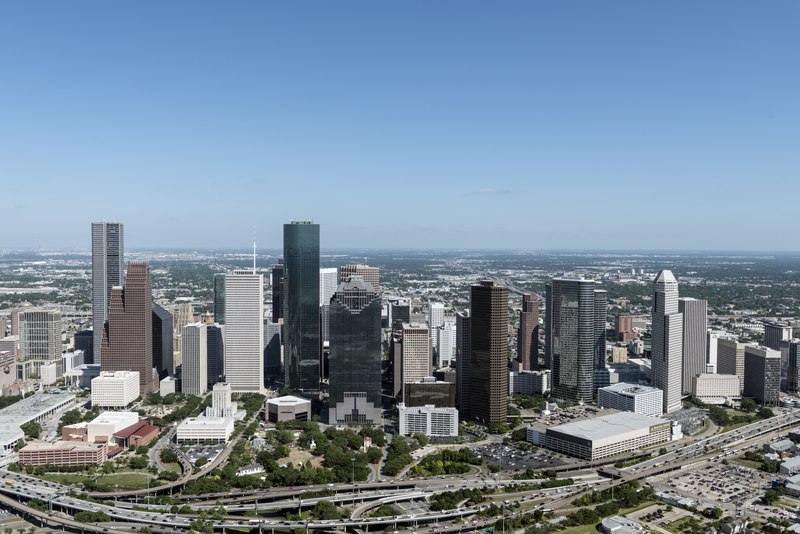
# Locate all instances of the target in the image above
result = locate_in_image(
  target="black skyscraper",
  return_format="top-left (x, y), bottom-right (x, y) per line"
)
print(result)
top-left (152, 302), bottom-right (173, 378)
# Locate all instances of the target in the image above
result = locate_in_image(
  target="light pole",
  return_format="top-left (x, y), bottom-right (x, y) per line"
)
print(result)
top-left (351, 457), bottom-right (356, 508)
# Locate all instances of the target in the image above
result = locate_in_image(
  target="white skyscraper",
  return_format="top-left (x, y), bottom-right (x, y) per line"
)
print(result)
top-left (428, 302), bottom-right (445, 353)
top-left (401, 323), bottom-right (431, 387)
top-left (224, 270), bottom-right (265, 393)
top-left (319, 268), bottom-right (338, 306)
top-left (182, 322), bottom-right (208, 395)
top-left (651, 270), bottom-right (683, 414)
top-left (437, 321), bottom-right (457, 368)
top-left (91, 222), bottom-right (123, 364)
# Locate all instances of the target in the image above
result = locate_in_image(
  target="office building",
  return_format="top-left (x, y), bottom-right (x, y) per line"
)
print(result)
top-left (744, 346), bottom-right (781, 406)
top-left (540, 411), bottom-right (673, 461)
top-left (271, 262), bottom-right (284, 322)
top-left (340, 264), bottom-right (380, 294)
top-left (205, 382), bottom-right (238, 418)
top-left (18, 308), bottom-right (62, 381)
top-left (328, 277), bottom-right (383, 426)
top-left (224, 270), bottom-right (264, 393)
top-left (692, 374), bottom-right (741, 405)
top-left (267, 395), bottom-right (312, 423)
top-left (610, 345), bottom-right (628, 364)
top-left (593, 290), bottom-right (608, 369)
top-left (509, 370), bottom-right (550, 395)
top-left (651, 270), bottom-right (684, 414)
top-left (264, 322), bottom-right (281, 383)
top-left (455, 310), bottom-right (471, 418)
top-left (398, 403), bottom-right (458, 438)
top-left (101, 262), bottom-right (157, 395)
top-left (546, 278), bottom-right (600, 403)
top-left (403, 376), bottom-right (456, 408)
top-left (401, 323), bottom-right (431, 389)
top-left (615, 315), bottom-right (635, 342)
top-left (764, 322), bottom-right (792, 351)
top-left (517, 293), bottom-right (539, 371)
top-left (91, 370), bottom-right (140, 407)
top-left (207, 324), bottom-right (224, 386)
top-left (283, 221), bottom-right (320, 390)
top-left (468, 280), bottom-right (508, 425)
top-left (597, 383), bottom-right (663, 417)
top-left (152, 302), bottom-right (173, 377)
top-left (707, 330), bottom-right (724, 374)
top-left (437, 321), bottom-right (456, 368)
top-left (182, 323), bottom-right (208, 395)
top-left (74, 330), bottom-right (94, 365)
top-left (388, 298), bottom-right (410, 329)
top-left (717, 337), bottom-right (746, 393)
top-left (0, 351), bottom-right (16, 390)
top-left (788, 341), bottom-right (800, 393)
top-left (679, 298), bottom-right (707, 394)
top-left (319, 268), bottom-right (338, 306)
top-left (176, 417), bottom-right (235, 443)
top-left (91, 222), bottom-right (123, 364)
top-left (428, 302), bottom-right (445, 355)
top-left (213, 273), bottom-right (225, 324)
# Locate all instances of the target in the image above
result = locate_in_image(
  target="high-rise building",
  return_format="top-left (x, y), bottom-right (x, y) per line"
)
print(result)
top-left (18, 309), bottom-right (63, 381)
top-left (401, 323), bottom-right (431, 388)
top-left (787, 341), bottom-right (800, 394)
top-left (91, 222), bottom-right (123, 364)
top-left (283, 221), bottom-right (320, 390)
top-left (468, 281), bottom-right (508, 425)
top-left (517, 293), bottom-right (539, 371)
top-left (544, 283), bottom-right (553, 369)
top-left (327, 277), bottom-right (383, 426)
top-left (101, 262), bottom-right (157, 395)
top-left (679, 298), bottom-right (707, 394)
top-left (593, 290), bottom-right (608, 370)
top-left (264, 322), bottom-right (281, 384)
top-left (651, 270), bottom-right (684, 414)
top-left (743, 346), bottom-right (780, 406)
top-left (213, 273), bottom-right (225, 324)
top-left (707, 330), bottom-right (724, 373)
top-left (152, 302), bottom-right (173, 378)
top-left (319, 268), bottom-right (338, 306)
top-left (224, 270), bottom-right (264, 393)
top-left (340, 264), bottom-right (380, 294)
top-left (74, 330), bottom-right (94, 364)
top-left (388, 298), bottom-right (411, 329)
top-left (546, 279), bottom-right (599, 404)
top-left (271, 262), bottom-right (284, 322)
top-left (763, 322), bottom-right (792, 351)
top-left (717, 337), bottom-right (746, 393)
top-left (455, 310), bottom-right (471, 418)
top-left (207, 324), bottom-right (224, 386)
top-left (615, 315), bottom-right (635, 342)
top-left (182, 323), bottom-right (208, 395)
top-left (437, 321), bottom-right (456, 368)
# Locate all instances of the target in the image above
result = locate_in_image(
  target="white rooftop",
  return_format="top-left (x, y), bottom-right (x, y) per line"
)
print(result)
top-left (267, 395), bottom-right (310, 407)
top-left (600, 383), bottom-right (661, 397)
top-left (548, 411), bottom-right (668, 441)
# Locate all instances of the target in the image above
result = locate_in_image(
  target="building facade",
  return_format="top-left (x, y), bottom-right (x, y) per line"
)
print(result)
top-left (651, 270), bottom-right (684, 414)
top-left (455, 309), bottom-right (471, 418)
top-left (182, 323), bottom-right (208, 395)
top-left (517, 293), bottom-right (539, 371)
top-left (717, 337), bottom-right (746, 393)
top-left (91, 370), bottom-right (140, 407)
top-left (401, 323), bottom-right (431, 388)
top-left (679, 298), bottom-right (707, 394)
top-left (468, 280), bottom-right (508, 425)
top-left (224, 270), bottom-right (264, 393)
top-left (597, 383), bottom-right (663, 417)
top-left (743, 346), bottom-right (781, 406)
top-left (213, 273), bottom-right (225, 324)
top-left (398, 403), bottom-right (458, 438)
top-left (340, 264), bottom-right (380, 294)
top-left (283, 221), bottom-right (320, 390)
top-left (152, 302), bottom-right (173, 377)
top-left (91, 222), bottom-right (123, 364)
top-left (692, 374), bottom-right (741, 404)
top-left (18, 308), bottom-right (63, 381)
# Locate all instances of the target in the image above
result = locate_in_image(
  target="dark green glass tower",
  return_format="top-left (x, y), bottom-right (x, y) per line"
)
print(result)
top-left (283, 221), bottom-right (320, 390)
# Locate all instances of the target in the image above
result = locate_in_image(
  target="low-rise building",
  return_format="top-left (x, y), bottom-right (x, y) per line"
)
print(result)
top-left (91, 370), bottom-right (140, 408)
top-left (780, 457), bottom-right (800, 475)
top-left (542, 411), bottom-right (672, 461)
top-left (266, 396), bottom-right (311, 423)
top-left (0, 392), bottom-right (76, 453)
top-left (600, 515), bottom-right (643, 534)
top-left (19, 441), bottom-right (108, 466)
top-left (597, 383), bottom-right (663, 417)
top-left (692, 374), bottom-right (741, 405)
top-left (176, 416), bottom-right (234, 443)
top-left (509, 370), bottom-right (550, 395)
top-left (398, 403), bottom-right (458, 438)
top-left (403, 377), bottom-right (456, 408)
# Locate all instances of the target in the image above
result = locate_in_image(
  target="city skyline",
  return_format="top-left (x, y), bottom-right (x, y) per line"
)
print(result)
top-left (2, 2), bottom-right (799, 251)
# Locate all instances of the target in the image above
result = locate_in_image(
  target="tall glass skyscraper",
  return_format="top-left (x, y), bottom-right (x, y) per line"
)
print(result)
top-left (213, 273), bottom-right (225, 324)
top-left (328, 277), bottom-right (383, 425)
top-left (652, 270), bottom-right (683, 413)
top-left (546, 278), bottom-right (598, 404)
top-left (283, 221), bottom-right (320, 390)
top-left (91, 222), bottom-right (123, 364)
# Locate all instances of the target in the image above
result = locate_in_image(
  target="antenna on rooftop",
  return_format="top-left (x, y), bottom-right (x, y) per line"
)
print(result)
top-left (252, 225), bottom-right (257, 274)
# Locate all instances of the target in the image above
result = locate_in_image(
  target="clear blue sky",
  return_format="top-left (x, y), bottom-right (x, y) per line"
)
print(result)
top-left (1, 2), bottom-right (798, 251)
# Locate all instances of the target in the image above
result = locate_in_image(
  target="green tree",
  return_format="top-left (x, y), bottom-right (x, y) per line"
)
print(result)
top-left (159, 448), bottom-right (178, 463)
top-left (740, 398), bottom-right (757, 412)
top-left (20, 422), bottom-right (41, 439)
top-left (195, 456), bottom-right (209, 468)
top-left (128, 456), bottom-right (148, 469)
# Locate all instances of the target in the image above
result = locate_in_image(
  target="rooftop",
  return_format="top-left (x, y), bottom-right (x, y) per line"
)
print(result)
top-left (267, 395), bottom-right (310, 407)
top-left (599, 383), bottom-right (661, 397)
top-left (547, 411), bottom-right (668, 441)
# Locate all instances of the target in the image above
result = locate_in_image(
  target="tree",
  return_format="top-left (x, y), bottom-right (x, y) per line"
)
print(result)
top-left (195, 456), bottom-right (209, 468)
top-left (312, 501), bottom-right (343, 520)
top-left (128, 456), bottom-right (148, 469)
top-left (159, 448), bottom-right (178, 464)
top-left (763, 489), bottom-right (782, 505)
top-left (20, 422), bottom-right (41, 439)
top-left (758, 407), bottom-right (775, 419)
top-left (58, 409), bottom-right (83, 431)
top-left (740, 398), bottom-right (758, 412)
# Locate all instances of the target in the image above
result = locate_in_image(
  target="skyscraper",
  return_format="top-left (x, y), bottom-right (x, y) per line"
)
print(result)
top-left (717, 337), bottom-right (746, 393)
top-left (593, 290), bottom-right (608, 369)
top-left (224, 270), bottom-right (264, 393)
top-left (264, 322), bottom-right (282, 384)
top-left (213, 273), bottom-right (225, 324)
top-left (271, 262), bottom-right (284, 322)
top-left (92, 222), bottom-right (123, 364)
top-left (517, 293), bottom-right (539, 371)
top-left (152, 302), bottom-right (173, 377)
top-left (328, 277), bottom-right (383, 426)
top-left (651, 270), bottom-right (684, 414)
top-left (763, 322), bottom-right (792, 351)
top-left (455, 309), bottom-right (471, 418)
top-left (18, 309), bottom-right (62, 380)
top-left (283, 221), bottom-right (320, 390)
top-left (468, 280), bottom-right (508, 425)
top-left (401, 323), bottom-right (431, 387)
top-left (101, 262), bottom-right (157, 395)
top-left (787, 341), bottom-right (800, 394)
top-left (679, 298), bottom-right (707, 394)
top-left (743, 346), bottom-right (780, 406)
top-left (437, 321), bottom-right (456, 368)
top-left (182, 323), bottom-right (208, 395)
top-left (340, 264), bottom-right (380, 294)
top-left (319, 267), bottom-right (338, 356)
top-left (207, 324), bottom-right (224, 386)
top-left (546, 278), bottom-right (598, 403)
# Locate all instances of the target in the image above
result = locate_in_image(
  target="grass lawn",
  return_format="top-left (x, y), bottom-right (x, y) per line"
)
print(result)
top-left (617, 500), bottom-right (659, 515)
top-left (163, 462), bottom-right (181, 474)
top-left (664, 515), bottom-right (704, 534)
top-left (732, 456), bottom-right (761, 469)
top-left (39, 473), bottom-right (91, 485)
top-left (558, 525), bottom-right (599, 534)
top-left (95, 473), bottom-right (154, 490)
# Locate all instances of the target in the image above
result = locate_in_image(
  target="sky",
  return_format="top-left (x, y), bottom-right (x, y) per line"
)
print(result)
top-left (1, 2), bottom-right (798, 251)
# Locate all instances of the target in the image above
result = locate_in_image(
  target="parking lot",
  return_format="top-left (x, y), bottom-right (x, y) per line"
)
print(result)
top-left (652, 462), bottom-right (772, 509)
top-left (183, 444), bottom-right (225, 465)
top-left (473, 443), bottom-right (563, 472)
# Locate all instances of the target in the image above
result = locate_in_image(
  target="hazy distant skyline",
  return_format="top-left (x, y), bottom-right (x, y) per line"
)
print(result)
top-left (2, 2), bottom-right (798, 250)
